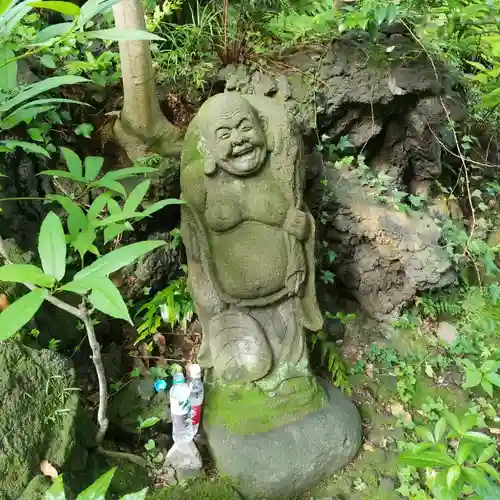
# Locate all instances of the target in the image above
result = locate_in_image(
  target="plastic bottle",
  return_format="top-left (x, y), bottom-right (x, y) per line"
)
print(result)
top-left (170, 372), bottom-right (193, 443)
top-left (188, 364), bottom-right (204, 434)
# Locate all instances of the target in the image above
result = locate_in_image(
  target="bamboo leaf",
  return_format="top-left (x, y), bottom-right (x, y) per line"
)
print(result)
top-left (38, 170), bottom-right (84, 181)
top-left (100, 166), bottom-right (156, 181)
top-left (47, 194), bottom-right (88, 238)
top-left (35, 22), bottom-right (73, 42)
top-left (0, 46), bottom-right (17, 92)
top-left (87, 192), bottom-right (113, 221)
top-left (84, 156), bottom-right (104, 181)
top-left (84, 28), bottom-right (164, 41)
top-left (141, 198), bottom-right (184, 217)
top-left (91, 178), bottom-right (126, 197)
top-left (0, 289), bottom-right (47, 341)
top-left (89, 277), bottom-right (132, 324)
top-left (124, 180), bottom-right (150, 213)
top-left (38, 212), bottom-right (67, 281)
top-left (60, 147), bottom-right (83, 179)
top-left (28, 1), bottom-right (80, 16)
top-left (1, 105), bottom-right (56, 130)
top-left (0, 140), bottom-right (50, 157)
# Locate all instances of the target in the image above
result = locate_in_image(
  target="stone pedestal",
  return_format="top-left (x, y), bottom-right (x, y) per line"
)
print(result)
top-left (205, 379), bottom-right (362, 499)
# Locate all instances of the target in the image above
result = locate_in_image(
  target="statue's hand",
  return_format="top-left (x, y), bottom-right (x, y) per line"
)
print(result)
top-left (283, 208), bottom-right (309, 241)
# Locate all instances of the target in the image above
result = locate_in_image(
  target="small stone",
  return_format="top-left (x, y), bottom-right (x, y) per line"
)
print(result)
top-left (436, 322), bottom-right (458, 344)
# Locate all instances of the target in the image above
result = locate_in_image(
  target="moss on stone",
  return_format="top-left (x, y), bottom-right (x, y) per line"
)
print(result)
top-left (204, 375), bottom-right (327, 434)
top-left (148, 477), bottom-right (240, 500)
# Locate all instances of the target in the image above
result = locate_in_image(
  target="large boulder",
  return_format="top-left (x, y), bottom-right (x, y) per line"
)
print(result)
top-left (0, 341), bottom-right (85, 499)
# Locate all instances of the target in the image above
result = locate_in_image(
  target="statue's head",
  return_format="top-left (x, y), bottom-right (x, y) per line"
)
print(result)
top-left (198, 93), bottom-right (268, 176)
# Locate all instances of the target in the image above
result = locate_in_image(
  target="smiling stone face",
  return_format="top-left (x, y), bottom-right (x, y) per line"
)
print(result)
top-left (200, 94), bottom-right (268, 176)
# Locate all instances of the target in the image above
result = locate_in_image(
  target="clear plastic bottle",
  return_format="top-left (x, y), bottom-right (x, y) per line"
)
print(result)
top-left (170, 372), bottom-right (193, 443)
top-left (188, 364), bottom-right (204, 435)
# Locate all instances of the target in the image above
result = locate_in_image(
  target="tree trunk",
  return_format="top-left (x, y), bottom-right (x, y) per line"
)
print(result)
top-left (112, 0), bottom-right (181, 159)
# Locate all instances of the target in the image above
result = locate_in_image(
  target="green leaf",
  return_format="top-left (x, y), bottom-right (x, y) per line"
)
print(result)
top-left (463, 368), bottom-right (482, 389)
top-left (0, 76), bottom-right (88, 114)
top-left (138, 416), bottom-right (161, 429)
top-left (0, 140), bottom-right (49, 157)
top-left (485, 372), bottom-right (500, 387)
top-left (0, 289), bottom-right (48, 341)
top-left (463, 466), bottom-right (490, 490)
top-left (445, 411), bottom-right (463, 435)
top-left (119, 488), bottom-right (148, 500)
top-left (415, 426), bottom-right (435, 443)
top-left (76, 467), bottom-right (116, 500)
top-left (72, 241), bottom-right (166, 282)
top-left (91, 178), bottom-right (126, 197)
top-left (124, 180), bottom-right (150, 214)
top-left (386, 3), bottom-right (397, 24)
top-left (103, 223), bottom-right (131, 244)
top-left (60, 147), bottom-right (83, 179)
top-left (480, 379), bottom-right (493, 396)
top-left (456, 439), bottom-right (475, 464)
top-left (107, 198), bottom-right (121, 215)
top-left (89, 277), bottom-right (132, 324)
top-left (0, 264), bottom-right (54, 287)
top-left (0, 47), bottom-right (17, 92)
top-left (100, 166), bottom-right (156, 181)
top-left (1, 105), bottom-right (56, 130)
top-left (84, 156), bottom-right (104, 181)
top-left (87, 192), bottom-right (113, 221)
top-left (35, 22), bottom-right (73, 42)
top-left (447, 465), bottom-right (461, 489)
top-left (16, 98), bottom-right (87, 110)
top-left (38, 212), bottom-right (67, 281)
top-left (40, 54), bottom-right (56, 69)
top-left (481, 360), bottom-right (499, 373)
top-left (434, 417), bottom-right (447, 442)
top-left (85, 28), bottom-right (164, 41)
top-left (142, 198), bottom-right (184, 217)
top-left (28, 1), bottom-right (80, 15)
top-left (47, 194), bottom-right (88, 238)
top-left (478, 444), bottom-right (497, 464)
top-left (78, 0), bottom-right (121, 27)
top-left (374, 5), bottom-right (387, 25)
top-left (463, 431), bottom-right (494, 444)
top-left (44, 474), bottom-right (66, 500)
top-left (478, 463), bottom-right (500, 483)
top-left (71, 228), bottom-right (97, 260)
top-left (398, 447), bottom-right (456, 468)
top-left (38, 170), bottom-right (84, 181)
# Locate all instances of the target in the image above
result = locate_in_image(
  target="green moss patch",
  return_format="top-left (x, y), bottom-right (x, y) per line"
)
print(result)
top-left (148, 477), bottom-right (240, 500)
top-left (204, 376), bottom-right (327, 434)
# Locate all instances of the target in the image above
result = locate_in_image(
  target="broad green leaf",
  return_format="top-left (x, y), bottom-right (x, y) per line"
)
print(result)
top-left (28, 1), bottom-right (80, 15)
top-left (485, 372), bottom-right (500, 387)
top-left (89, 277), bottom-right (132, 324)
top-left (398, 447), bottom-right (456, 468)
top-left (73, 241), bottom-right (166, 281)
top-left (445, 411), bottom-right (462, 435)
top-left (124, 180), bottom-right (150, 213)
top-left (85, 28), bottom-right (164, 41)
top-left (60, 275), bottom-right (95, 294)
top-left (456, 439), bottom-right (475, 464)
top-left (0, 264), bottom-right (54, 287)
top-left (47, 194), bottom-right (88, 238)
top-left (38, 170), bottom-right (85, 181)
top-left (0, 140), bottom-right (49, 157)
top-left (142, 198), bottom-right (185, 217)
top-left (463, 431), bottom-right (494, 444)
top-left (40, 54), bottom-right (56, 69)
top-left (447, 465), bottom-right (461, 489)
top-left (38, 212), bottom-right (67, 281)
top-left (434, 417), bottom-right (447, 442)
top-left (463, 368), bottom-right (482, 388)
top-left (84, 156), bottom-right (104, 181)
top-left (78, 0), bottom-right (121, 27)
top-left (463, 466), bottom-right (490, 490)
top-left (480, 378), bottom-right (493, 396)
top-left (107, 198), bottom-right (121, 215)
top-left (415, 426), bottom-right (435, 443)
top-left (478, 462), bottom-right (500, 482)
top-left (374, 5), bottom-right (387, 26)
top-left (0, 0), bottom-right (11, 16)
top-left (0, 47), bottom-right (17, 91)
top-left (1, 105), bottom-right (56, 130)
top-left (478, 444), bottom-right (496, 464)
top-left (100, 166), bottom-right (156, 181)
top-left (0, 288), bottom-right (47, 341)
top-left (103, 223), bottom-right (131, 244)
top-left (91, 178), bottom-right (126, 197)
top-left (431, 469), bottom-right (464, 500)
top-left (481, 360), bottom-right (499, 373)
top-left (76, 467), bottom-right (116, 500)
top-left (71, 228), bottom-right (97, 259)
top-left (60, 147), bottom-right (83, 179)
top-left (119, 489), bottom-right (148, 500)
top-left (44, 474), bottom-right (66, 500)
top-left (0, 76), bottom-right (88, 114)
top-left (138, 416), bottom-right (161, 429)
top-left (35, 22), bottom-right (73, 42)
top-left (386, 3), bottom-right (398, 24)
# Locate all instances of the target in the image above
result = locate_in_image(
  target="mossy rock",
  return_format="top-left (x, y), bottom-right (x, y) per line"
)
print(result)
top-left (0, 341), bottom-right (83, 500)
top-left (148, 477), bottom-right (241, 500)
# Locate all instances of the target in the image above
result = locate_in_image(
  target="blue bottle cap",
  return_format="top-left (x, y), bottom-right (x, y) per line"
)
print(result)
top-left (172, 372), bottom-right (185, 384)
top-left (154, 379), bottom-right (167, 392)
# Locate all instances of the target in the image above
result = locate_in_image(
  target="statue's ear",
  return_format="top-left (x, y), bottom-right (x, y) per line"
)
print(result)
top-left (198, 136), bottom-right (217, 176)
top-left (258, 113), bottom-right (275, 152)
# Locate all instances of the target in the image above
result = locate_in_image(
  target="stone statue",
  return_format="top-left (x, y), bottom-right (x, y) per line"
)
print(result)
top-left (180, 92), bottom-right (361, 498)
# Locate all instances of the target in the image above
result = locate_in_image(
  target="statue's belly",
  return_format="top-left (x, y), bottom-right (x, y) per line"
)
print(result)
top-left (210, 222), bottom-right (287, 299)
